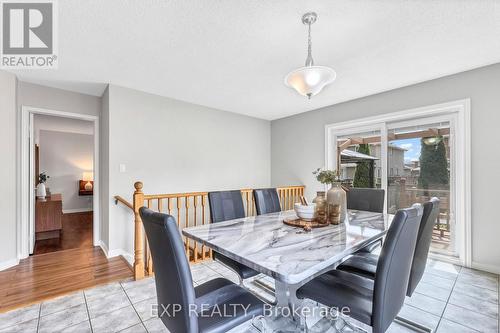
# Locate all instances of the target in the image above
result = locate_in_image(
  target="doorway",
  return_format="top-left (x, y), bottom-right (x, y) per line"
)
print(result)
top-left (325, 100), bottom-right (471, 266)
top-left (20, 106), bottom-right (100, 259)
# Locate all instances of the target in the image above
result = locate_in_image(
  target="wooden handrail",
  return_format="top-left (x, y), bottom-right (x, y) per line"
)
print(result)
top-left (143, 191), bottom-right (208, 200)
top-left (114, 196), bottom-right (133, 210)
top-left (118, 182), bottom-right (305, 280)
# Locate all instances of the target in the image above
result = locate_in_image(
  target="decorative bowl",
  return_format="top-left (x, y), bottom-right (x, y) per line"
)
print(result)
top-left (294, 203), bottom-right (317, 221)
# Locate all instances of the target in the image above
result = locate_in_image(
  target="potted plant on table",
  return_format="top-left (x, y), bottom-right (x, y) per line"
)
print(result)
top-left (37, 172), bottom-right (50, 199)
top-left (313, 168), bottom-right (347, 224)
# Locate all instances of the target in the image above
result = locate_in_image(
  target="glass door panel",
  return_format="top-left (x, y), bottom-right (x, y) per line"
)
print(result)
top-left (386, 120), bottom-right (456, 257)
top-left (336, 129), bottom-right (383, 189)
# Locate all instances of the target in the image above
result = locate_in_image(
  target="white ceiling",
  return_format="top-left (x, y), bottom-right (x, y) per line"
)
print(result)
top-left (10, 0), bottom-right (500, 120)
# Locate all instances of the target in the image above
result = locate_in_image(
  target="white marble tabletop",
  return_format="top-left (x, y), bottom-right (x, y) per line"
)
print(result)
top-left (182, 210), bottom-right (390, 285)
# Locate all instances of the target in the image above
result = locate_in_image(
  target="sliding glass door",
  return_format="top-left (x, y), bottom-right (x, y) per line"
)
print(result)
top-left (330, 113), bottom-right (460, 260)
top-left (387, 117), bottom-right (456, 258)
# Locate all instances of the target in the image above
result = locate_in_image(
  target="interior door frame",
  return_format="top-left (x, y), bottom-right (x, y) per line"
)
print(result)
top-left (325, 99), bottom-right (471, 267)
top-left (19, 106), bottom-right (100, 259)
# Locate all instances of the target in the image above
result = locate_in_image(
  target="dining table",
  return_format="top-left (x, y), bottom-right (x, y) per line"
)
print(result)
top-left (182, 209), bottom-right (391, 314)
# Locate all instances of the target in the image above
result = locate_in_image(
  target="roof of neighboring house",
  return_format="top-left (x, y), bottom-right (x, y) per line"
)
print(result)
top-left (371, 143), bottom-right (407, 151)
top-left (341, 149), bottom-right (378, 163)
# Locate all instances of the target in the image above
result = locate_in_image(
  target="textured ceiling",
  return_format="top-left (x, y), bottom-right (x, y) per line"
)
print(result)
top-left (9, 0), bottom-right (500, 120)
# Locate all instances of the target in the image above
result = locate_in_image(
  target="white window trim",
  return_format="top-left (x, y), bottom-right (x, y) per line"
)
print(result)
top-left (324, 99), bottom-right (471, 267)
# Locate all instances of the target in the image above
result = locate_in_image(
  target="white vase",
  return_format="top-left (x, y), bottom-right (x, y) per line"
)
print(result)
top-left (37, 182), bottom-right (46, 199)
top-left (326, 182), bottom-right (347, 224)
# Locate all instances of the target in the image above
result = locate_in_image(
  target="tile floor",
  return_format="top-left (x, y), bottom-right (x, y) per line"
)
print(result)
top-left (0, 259), bottom-right (498, 333)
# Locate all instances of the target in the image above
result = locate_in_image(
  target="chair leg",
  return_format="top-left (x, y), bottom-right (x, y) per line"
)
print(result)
top-left (394, 316), bottom-right (433, 333)
top-left (308, 312), bottom-right (367, 333)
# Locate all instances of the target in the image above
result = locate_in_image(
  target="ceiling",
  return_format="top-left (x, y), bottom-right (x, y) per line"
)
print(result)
top-left (10, 0), bottom-right (500, 120)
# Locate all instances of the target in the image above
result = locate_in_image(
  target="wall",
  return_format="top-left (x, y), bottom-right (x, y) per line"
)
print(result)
top-left (18, 81), bottom-right (101, 117)
top-left (39, 130), bottom-right (94, 212)
top-left (0, 71), bottom-right (18, 269)
top-left (271, 63), bottom-right (500, 273)
top-left (103, 84), bottom-right (271, 260)
top-left (34, 114), bottom-right (94, 145)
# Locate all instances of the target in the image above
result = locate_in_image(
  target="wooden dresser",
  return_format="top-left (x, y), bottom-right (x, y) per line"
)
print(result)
top-left (35, 194), bottom-right (63, 240)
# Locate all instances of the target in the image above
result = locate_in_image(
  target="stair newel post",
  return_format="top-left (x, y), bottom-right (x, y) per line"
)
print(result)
top-left (133, 181), bottom-right (145, 280)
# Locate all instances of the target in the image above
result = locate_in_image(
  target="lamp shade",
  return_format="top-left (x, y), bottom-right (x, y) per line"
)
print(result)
top-left (285, 65), bottom-right (336, 98)
top-left (83, 171), bottom-right (94, 182)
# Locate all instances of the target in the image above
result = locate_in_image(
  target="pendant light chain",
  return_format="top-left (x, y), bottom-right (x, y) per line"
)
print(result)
top-left (305, 21), bottom-right (314, 67)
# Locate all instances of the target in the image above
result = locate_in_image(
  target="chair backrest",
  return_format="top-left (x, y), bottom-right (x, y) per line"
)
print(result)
top-left (253, 188), bottom-right (281, 215)
top-left (372, 204), bottom-right (423, 333)
top-left (208, 190), bottom-right (246, 223)
top-left (139, 207), bottom-right (198, 333)
top-left (407, 197), bottom-right (440, 296)
top-left (347, 188), bottom-right (385, 213)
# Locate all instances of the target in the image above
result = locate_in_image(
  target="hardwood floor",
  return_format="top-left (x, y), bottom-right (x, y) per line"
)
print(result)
top-left (0, 246), bottom-right (133, 313)
top-left (0, 211), bottom-right (132, 312)
top-left (34, 211), bottom-right (93, 254)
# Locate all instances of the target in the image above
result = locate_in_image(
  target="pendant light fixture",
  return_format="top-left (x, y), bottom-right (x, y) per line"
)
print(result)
top-left (284, 12), bottom-right (336, 99)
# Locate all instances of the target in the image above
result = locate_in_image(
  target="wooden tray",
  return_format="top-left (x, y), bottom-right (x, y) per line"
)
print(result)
top-left (283, 216), bottom-right (330, 231)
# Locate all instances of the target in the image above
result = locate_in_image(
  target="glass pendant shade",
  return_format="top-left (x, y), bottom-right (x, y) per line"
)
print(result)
top-left (285, 65), bottom-right (336, 98)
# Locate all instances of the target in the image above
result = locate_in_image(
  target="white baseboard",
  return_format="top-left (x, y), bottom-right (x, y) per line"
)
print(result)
top-left (98, 240), bottom-right (109, 257)
top-left (63, 208), bottom-right (93, 214)
top-left (108, 249), bottom-right (133, 266)
top-left (0, 258), bottom-right (19, 271)
top-left (99, 241), bottom-right (133, 266)
top-left (471, 261), bottom-right (500, 275)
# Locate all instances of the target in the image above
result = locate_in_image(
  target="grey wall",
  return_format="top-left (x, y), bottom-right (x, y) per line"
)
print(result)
top-left (39, 130), bottom-right (94, 212)
top-left (18, 82), bottom-right (101, 116)
top-left (0, 71), bottom-right (17, 268)
top-left (103, 84), bottom-right (271, 259)
top-left (271, 63), bottom-right (500, 273)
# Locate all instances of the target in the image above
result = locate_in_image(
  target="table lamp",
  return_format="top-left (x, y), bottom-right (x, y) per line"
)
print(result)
top-left (83, 171), bottom-right (93, 191)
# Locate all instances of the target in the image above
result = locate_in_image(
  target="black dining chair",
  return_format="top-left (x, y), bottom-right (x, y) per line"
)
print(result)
top-left (139, 207), bottom-right (264, 333)
top-left (208, 191), bottom-right (259, 283)
top-left (347, 188), bottom-right (385, 213)
top-left (337, 198), bottom-right (440, 297)
top-left (253, 188), bottom-right (281, 215)
top-left (347, 188), bottom-right (385, 253)
top-left (296, 205), bottom-right (423, 333)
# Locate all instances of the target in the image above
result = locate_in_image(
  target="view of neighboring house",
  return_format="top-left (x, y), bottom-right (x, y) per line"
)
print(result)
top-left (340, 143), bottom-right (408, 185)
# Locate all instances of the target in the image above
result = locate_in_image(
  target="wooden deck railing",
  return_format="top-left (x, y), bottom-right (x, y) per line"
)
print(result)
top-left (115, 183), bottom-right (305, 280)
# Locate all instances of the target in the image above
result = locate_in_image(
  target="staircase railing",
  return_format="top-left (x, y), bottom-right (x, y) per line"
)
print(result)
top-left (115, 183), bottom-right (305, 280)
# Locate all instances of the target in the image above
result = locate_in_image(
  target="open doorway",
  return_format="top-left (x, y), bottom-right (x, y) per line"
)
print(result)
top-left (32, 115), bottom-right (95, 254)
top-left (20, 106), bottom-right (100, 259)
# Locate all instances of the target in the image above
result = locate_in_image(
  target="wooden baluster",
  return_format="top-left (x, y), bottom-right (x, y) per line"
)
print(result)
top-left (158, 198), bottom-right (162, 213)
top-left (245, 191), bottom-right (251, 217)
top-left (252, 193), bottom-right (256, 216)
top-left (167, 198), bottom-right (172, 214)
top-left (193, 195), bottom-right (198, 262)
top-left (147, 199), bottom-right (152, 209)
top-left (287, 188), bottom-right (291, 210)
top-left (176, 198), bottom-right (181, 227)
top-left (201, 195), bottom-right (206, 260)
top-left (133, 182), bottom-right (145, 280)
top-left (146, 240), bottom-right (153, 275)
top-left (279, 189), bottom-right (283, 210)
top-left (185, 196), bottom-right (190, 261)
